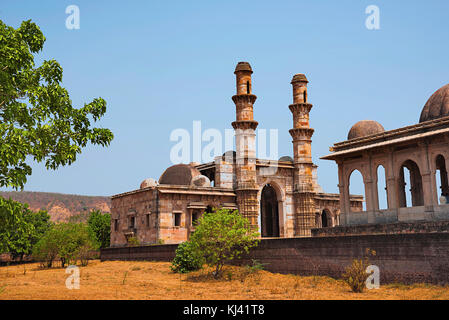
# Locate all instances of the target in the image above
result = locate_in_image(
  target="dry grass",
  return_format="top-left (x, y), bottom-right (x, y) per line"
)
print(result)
top-left (0, 260), bottom-right (448, 300)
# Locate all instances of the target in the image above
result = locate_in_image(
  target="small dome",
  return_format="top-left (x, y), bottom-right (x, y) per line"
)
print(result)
top-left (419, 84), bottom-right (449, 123)
top-left (279, 156), bottom-right (294, 162)
top-left (191, 175), bottom-right (211, 187)
top-left (348, 120), bottom-right (385, 140)
top-left (234, 62), bottom-right (252, 73)
top-left (291, 74), bottom-right (308, 84)
top-left (140, 178), bottom-right (157, 189)
top-left (222, 150), bottom-right (236, 161)
top-left (159, 164), bottom-right (201, 186)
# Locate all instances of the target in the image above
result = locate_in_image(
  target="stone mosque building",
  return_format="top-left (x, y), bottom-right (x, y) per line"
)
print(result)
top-left (322, 83), bottom-right (449, 229)
top-left (110, 62), bottom-right (363, 246)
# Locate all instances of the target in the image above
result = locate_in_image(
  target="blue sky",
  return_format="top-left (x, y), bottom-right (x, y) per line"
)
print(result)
top-left (1, 0), bottom-right (448, 197)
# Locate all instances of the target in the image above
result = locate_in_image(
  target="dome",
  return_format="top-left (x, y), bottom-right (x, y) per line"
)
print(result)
top-left (419, 84), bottom-right (449, 123)
top-left (222, 150), bottom-right (236, 161)
top-left (348, 120), bottom-right (385, 140)
top-left (191, 175), bottom-right (211, 187)
top-left (234, 62), bottom-right (252, 73)
top-left (291, 74), bottom-right (308, 84)
top-left (279, 156), bottom-right (294, 162)
top-left (140, 178), bottom-right (157, 189)
top-left (159, 164), bottom-right (201, 186)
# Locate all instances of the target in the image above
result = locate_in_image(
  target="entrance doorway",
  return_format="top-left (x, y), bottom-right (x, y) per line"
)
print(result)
top-left (260, 184), bottom-right (280, 237)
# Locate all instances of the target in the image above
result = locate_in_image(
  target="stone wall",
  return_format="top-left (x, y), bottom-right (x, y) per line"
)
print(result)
top-left (101, 232), bottom-right (449, 284)
top-left (312, 220), bottom-right (449, 237)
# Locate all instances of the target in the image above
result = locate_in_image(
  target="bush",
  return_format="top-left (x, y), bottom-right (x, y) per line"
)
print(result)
top-left (127, 236), bottom-right (140, 247)
top-left (87, 210), bottom-right (111, 249)
top-left (343, 248), bottom-right (376, 293)
top-left (189, 208), bottom-right (259, 279)
top-left (32, 222), bottom-right (96, 268)
top-left (170, 241), bottom-right (204, 274)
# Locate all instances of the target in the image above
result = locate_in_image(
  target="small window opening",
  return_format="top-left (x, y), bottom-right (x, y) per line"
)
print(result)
top-left (174, 212), bottom-right (182, 227)
top-left (246, 81), bottom-right (250, 94)
top-left (192, 211), bottom-right (200, 226)
top-left (114, 219), bottom-right (118, 231)
top-left (146, 214), bottom-right (150, 227)
top-left (129, 216), bottom-right (135, 229)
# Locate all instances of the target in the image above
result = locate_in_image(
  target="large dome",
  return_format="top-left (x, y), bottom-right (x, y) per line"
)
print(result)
top-left (348, 120), bottom-right (385, 140)
top-left (159, 164), bottom-right (201, 186)
top-left (419, 84), bottom-right (449, 123)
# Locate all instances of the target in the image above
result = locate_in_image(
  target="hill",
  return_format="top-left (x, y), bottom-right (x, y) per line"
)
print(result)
top-left (0, 191), bottom-right (111, 223)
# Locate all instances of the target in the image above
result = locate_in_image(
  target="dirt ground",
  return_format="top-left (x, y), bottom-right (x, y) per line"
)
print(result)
top-left (0, 260), bottom-right (448, 300)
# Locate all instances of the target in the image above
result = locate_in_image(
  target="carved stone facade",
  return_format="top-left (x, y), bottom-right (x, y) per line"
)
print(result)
top-left (322, 83), bottom-right (449, 227)
top-left (110, 62), bottom-right (363, 246)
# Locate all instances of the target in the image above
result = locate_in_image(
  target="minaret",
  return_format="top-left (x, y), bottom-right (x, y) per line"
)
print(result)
top-left (232, 62), bottom-right (259, 231)
top-left (289, 74), bottom-right (316, 237)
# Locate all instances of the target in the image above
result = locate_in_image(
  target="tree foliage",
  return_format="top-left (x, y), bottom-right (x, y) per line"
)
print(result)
top-left (0, 19), bottom-right (113, 189)
top-left (87, 209), bottom-right (111, 249)
top-left (189, 208), bottom-right (259, 278)
top-left (170, 241), bottom-right (204, 274)
top-left (0, 196), bottom-right (51, 259)
top-left (33, 222), bottom-right (96, 268)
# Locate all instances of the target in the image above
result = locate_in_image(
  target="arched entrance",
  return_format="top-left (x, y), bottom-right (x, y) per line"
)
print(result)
top-left (260, 184), bottom-right (280, 237)
top-left (398, 160), bottom-right (424, 207)
top-left (321, 209), bottom-right (329, 227)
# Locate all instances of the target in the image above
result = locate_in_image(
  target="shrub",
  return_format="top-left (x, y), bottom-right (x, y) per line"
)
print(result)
top-left (87, 210), bottom-right (111, 249)
top-left (170, 241), bottom-right (204, 274)
top-left (32, 222), bottom-right (96, 268)
top-left (189, 208), bottom-right (259, 279)
top-left (127, 236), bottom-right (140, 247)
top-left (343, 248), bottom-right (376, 293)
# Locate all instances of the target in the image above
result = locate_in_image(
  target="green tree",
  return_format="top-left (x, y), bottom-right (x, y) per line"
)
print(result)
top-left (189, 208), bottom-right (259, 279)
top-left (0, 197), bottom-right (34, 259)
top-left (33, 222), bottom-right (95, 268)
top-left (0, 19), bottom-right (113, 190)
top-left (170, 241), bottom-right (204, 274)
top-left (87, 210), bottom-right (111, 249)
top-left (24, 209), bottom-right (52, 249)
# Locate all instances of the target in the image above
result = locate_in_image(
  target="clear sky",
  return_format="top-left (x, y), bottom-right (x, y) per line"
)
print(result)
top-left (1, 0), bottom-right (448, 197)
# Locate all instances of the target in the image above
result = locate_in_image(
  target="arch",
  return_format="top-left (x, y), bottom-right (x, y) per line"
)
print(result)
top-left (321, 209), bottom-right (331, 228)
top-left (376, 164), bottom-right (388, 210)
top-left (257, 179), bottom-right (285, 202)
top-left (260, 184), bottom-right (280, 237)
top-left (398, 160), bottom-right (424, 207)
top-left (348, 169), bottom-right (366, 212)
top-left (435, 154), bottom-right (449, 204)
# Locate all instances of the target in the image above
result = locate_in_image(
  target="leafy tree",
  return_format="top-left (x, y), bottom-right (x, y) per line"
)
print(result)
top-left (0, 196), bottom-right (52, 260)
top-left (87, 210), bottom-right (111, 249)
top-left (170, 241), bottom-right (204, 274)
top-left (33, 222), bottom-right (96, 268)
top-left (0, 19), bottom-right (113, 190)
top-left (189, 208), bottom-right (259, 279)
top-left (24, 209), bottom-right (52, 248)
top-left (0, 197), bottom-right (34, 259)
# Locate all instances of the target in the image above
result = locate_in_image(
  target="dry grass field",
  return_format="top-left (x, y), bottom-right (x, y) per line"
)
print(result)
top-left (0, 260), bottom-right (448, 300)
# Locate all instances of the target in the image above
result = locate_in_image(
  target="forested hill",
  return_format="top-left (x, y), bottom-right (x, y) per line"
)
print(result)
top-left (0, 191), bottom-right (111, 223)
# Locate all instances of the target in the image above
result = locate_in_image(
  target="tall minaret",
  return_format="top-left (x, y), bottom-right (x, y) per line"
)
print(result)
top-left (289, 74), bottom-right (316, 237)
top-left (232, 62), bottom-right (259, 231)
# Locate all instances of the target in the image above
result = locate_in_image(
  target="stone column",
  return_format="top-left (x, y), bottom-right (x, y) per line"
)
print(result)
top-left (289, 74), bottom-right (316, 237)
top-left (232, 62), bottom-right (259, 231)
